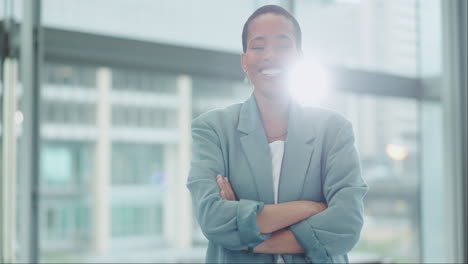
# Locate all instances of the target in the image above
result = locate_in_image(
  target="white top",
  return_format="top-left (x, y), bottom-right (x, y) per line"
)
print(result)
top-left (268, 140), bottom-right (286, 264)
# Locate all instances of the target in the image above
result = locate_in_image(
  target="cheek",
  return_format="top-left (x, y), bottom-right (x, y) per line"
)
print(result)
top-left (245, 58), bottom-right (259, 75)
top-left (281, 51), bottom-right (300, 64)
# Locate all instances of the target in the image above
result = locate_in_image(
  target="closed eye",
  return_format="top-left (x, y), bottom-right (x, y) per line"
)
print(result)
top-left (277, 41), bottom-right (293, 49)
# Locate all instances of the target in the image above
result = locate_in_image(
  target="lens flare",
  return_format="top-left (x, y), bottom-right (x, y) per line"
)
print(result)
top-left (288, 58), bottom-right (330, 107)
top-left (386, 143), bottom-right (409, 161)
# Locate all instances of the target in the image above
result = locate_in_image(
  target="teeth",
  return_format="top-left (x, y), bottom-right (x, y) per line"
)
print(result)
top-left (261, 68), bottom-right (282, 75)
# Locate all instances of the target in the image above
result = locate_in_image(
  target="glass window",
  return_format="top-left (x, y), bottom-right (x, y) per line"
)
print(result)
top-left (41, 0), bottom-right (256, 52)
top-left (111, 143), bottom-right (163, 185)
top-left (343, 94), bottom-right (420, 263)
top-left (38, 63), bottom-right (175, 262)
top-left (192, 76), bottom-right (251, 118)
top-left (3, 0), bottom-right (445, 262)
top-left (39, 142), bottom-right (93, 261)
top-left (41, 145), bottom-right (73, 185)
top-left (295, 0), bottom-right (419, 77)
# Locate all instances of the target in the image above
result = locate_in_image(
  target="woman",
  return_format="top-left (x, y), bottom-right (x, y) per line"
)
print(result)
top-left (186, 5), bottom-right (368, 263)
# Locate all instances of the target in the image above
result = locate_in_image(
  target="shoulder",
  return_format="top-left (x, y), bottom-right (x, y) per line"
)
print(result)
top-left (192, 103), bottom-right (243, 131)
top-left (301, 106), bottom-right (353, 132)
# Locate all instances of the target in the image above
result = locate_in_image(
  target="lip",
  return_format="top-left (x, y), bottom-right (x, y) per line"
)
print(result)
top-left (257, 66), bottom-right (289, 79)
top-left (258, 67), bottom-right (284, 76)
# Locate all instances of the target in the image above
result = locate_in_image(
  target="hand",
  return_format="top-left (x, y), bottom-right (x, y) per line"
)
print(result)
top-left (216, 174), bottom-right (237, 201)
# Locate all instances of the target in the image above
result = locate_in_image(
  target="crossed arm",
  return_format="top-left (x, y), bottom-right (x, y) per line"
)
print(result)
top-left (216, 174), bottom-right (327, 254)
top-left (189, 117), bottom-right (368, 262)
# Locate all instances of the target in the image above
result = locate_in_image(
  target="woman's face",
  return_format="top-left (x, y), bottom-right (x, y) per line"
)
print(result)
top-left (241, 13), bottom-right (301, 99)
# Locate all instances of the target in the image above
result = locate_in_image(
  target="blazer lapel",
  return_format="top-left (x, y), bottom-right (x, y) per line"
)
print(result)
top-left (278, 100), bottom-right (316, 203)
top-left (238, 95), bottom-right (275, 204)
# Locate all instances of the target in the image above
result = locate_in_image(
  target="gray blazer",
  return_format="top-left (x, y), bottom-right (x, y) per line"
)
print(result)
top-left (187, 94), bottom-right (368, 263)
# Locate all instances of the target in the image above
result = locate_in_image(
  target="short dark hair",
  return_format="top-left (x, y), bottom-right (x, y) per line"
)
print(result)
top-left (242, 5), bottom-right (302, 53)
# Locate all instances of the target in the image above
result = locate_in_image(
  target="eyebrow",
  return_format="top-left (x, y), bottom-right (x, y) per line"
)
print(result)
top-left (275, 34), bottom-right (292, 41)
top-left (249, 34), bottom-right (293, 44)
top-left (250, 36), bottom-right (265, 43)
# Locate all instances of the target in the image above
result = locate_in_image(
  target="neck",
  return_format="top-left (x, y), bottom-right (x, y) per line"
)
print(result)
top-left (254, 90), bottom-right (290, 127)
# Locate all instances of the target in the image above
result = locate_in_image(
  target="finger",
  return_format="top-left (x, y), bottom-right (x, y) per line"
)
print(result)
top-left (216, 174), bottom-right (224, 190)
top-left (218, 174), bottom-right (227, 189)
top-left (221, 177), bottom-right (232, 200)
top-left (224, 177), bottom-right (236, 200)
top-left (217, 176), bottom-right (227, 199)
top-left (224, 178), bottom-right (236, 201)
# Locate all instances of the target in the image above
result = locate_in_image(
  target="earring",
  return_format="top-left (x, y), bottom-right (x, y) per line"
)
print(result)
top-left (243, 74), bottom-right (250, 84)
top-left (242, 67), bottom-right (250, 84)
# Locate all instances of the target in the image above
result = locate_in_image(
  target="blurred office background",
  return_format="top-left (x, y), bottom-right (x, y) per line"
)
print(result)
top-left (0, 0), bottom-right (466, 263)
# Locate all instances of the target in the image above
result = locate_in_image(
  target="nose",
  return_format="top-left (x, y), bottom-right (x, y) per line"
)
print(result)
top-left (263, 46), bottom-right (276, 62)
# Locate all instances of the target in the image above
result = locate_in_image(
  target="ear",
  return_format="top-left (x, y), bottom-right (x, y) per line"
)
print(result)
top-left (240, 53), bottom-right (247, 72)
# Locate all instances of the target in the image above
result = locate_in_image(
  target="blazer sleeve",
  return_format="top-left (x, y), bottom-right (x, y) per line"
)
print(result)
top-left (186, 117), bottom-right (271, 251)
top-left (289, 120), bottom-right (368, 263)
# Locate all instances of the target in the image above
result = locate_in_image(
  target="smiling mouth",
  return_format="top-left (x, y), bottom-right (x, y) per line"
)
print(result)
top-left (260, 68), bottom-right (283, 77)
